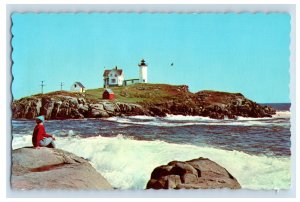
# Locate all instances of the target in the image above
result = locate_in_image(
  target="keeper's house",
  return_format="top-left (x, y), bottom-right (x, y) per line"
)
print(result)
top-left (103, 66), bottom-right (124, 87)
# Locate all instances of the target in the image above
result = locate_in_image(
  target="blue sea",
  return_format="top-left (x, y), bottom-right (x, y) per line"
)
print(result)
top-left (12, 103), bottom-right (291, 190)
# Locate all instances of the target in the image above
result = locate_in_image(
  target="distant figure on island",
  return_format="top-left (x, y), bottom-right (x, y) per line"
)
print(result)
top-left (32, 115), bottom-right (56, 148)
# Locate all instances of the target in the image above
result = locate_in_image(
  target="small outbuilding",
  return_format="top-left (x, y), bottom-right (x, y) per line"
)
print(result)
top-left (71, 82), bottom-right (86, 93)
top-left (102, 89), bottom-right (115, 100)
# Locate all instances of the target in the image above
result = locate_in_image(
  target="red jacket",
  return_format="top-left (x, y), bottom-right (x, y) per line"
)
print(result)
top-left (32, 124), bottom-right (52, 147)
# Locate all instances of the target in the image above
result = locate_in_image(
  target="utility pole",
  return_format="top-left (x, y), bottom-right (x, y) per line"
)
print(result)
top-left (60, 82), bottom-right (64, 91)
top-left (40, 81), bottom-right (45, 94)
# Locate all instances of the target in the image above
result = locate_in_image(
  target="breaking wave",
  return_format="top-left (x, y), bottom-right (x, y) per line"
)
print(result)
top-left (105, 112), bottom-right (290, 127)
top-left (12, 134), bottom-right (291, 190)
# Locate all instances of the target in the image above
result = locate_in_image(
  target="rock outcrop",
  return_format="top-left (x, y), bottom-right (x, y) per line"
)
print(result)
top-left (143, 91), bottom-right (276, 119)
top-left (146, 157), bottom-right (241, 189)
top-left (12, 95), bottom-right (148, 120)
top-left (194, 91), bottom-right (276, 119)
top-left (11, 147), bottom-right (113, 190)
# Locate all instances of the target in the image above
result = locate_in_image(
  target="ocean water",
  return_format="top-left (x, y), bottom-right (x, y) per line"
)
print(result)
top-left (11, 104), bottom-right (291, 190)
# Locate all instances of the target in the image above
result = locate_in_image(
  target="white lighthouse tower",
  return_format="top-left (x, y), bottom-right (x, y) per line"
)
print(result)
top-left (138, 59), bottom-right (148, 83)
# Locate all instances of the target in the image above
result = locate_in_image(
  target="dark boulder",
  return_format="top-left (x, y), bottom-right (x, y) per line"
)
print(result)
top-left (146, 157), bottom-right (241, 189)
top-left (149, 106), bottom-right (167, 117)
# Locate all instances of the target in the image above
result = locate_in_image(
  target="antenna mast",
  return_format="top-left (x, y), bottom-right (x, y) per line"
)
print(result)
top-left (40, 81), bottom-right (45, 94)
top-left (60, 82), bottom-right (64, 91)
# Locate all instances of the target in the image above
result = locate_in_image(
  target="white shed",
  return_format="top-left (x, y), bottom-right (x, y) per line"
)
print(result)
top-left (70, 82), bottom-right (86, 93)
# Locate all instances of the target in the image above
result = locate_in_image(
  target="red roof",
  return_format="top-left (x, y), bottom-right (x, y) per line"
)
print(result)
top-left (103, 69), bottom-right (123, 77)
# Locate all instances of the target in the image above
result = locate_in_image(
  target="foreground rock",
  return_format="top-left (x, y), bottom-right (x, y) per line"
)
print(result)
top-left (146, 157), bottom-right (241, 189)
top-left (11, 147), bottom-right (113, 190)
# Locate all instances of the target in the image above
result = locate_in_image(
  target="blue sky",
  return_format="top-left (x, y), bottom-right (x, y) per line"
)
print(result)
top-left (12, 13), bottom-right (290, 102)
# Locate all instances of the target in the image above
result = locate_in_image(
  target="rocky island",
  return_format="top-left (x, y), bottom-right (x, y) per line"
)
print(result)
top-left (12, 83), bottom-right (276, 120)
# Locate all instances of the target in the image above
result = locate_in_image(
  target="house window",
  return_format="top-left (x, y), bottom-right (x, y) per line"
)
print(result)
top-left (111, 79), bottom-right (116, 83)
top-left (115, 74), bottom-right (117, 77)
top-left (74, 84), bottom-right (77, 87)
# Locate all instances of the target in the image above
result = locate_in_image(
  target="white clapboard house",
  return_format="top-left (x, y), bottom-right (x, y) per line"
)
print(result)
top-left (70, 82), bottom-right (86, 93)
top-left (103, 66), bottom-right (124, 87)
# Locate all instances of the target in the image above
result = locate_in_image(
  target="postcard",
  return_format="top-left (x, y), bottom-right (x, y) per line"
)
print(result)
top-left (10, 12), bottom-right (291, 191)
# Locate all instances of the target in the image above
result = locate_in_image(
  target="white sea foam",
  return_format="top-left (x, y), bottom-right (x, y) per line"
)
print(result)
top-left (106, 115), bottom-right (289, 127)
top-left (12, 134), bottom-right (291, 190)
top-left (12, 134), bottom-right (33, 149)
top-left (236, 117), bottom-right (272, 121)
top-left (164, 114), bottom-right (216, 121)
top-left (68, 130), bottom-right (75, 136)
top-left (237, 111), bottom-right (291, 121)
top-left (273, 111), bottom-right (291, 119)
top-left (130, 111), bottom-right (290, 123)
top-left (129, 115), bottom-right (157, 120)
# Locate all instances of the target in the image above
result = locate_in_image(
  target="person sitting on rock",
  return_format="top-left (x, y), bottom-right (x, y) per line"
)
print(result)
top-left (32, 115), bottom-right (56, 148)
